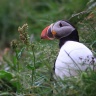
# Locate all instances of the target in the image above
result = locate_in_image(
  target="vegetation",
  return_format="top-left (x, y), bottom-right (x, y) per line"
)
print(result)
top-left (0, 0), bottom-right (96, 96)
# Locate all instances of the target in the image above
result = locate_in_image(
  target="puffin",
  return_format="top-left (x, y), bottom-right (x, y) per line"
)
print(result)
top-left (41, 20), bottom-right (96, 79)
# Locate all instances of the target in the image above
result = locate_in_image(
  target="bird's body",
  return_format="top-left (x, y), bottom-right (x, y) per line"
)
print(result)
top-left (41, 20), bottom-right (96, 79)
top-left (55, 41), bottom-right (94, 79)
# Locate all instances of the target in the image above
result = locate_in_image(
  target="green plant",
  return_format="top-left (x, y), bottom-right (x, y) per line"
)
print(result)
top-left (0, 0), bottom-right (96, 95)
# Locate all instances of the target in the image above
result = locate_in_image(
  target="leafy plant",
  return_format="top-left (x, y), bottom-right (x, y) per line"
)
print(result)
top-left (0, 0), bottom-right (96, 95)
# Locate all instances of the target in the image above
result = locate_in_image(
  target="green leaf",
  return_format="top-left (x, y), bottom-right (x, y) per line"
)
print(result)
top-left (0, 70), bottom-right (13, 81)
top-left (0, 92), bottom-right (10, 96)
top-left (26, 65), bottom-right (35, 70)
top-left (11, 79), bottom-right (21, 91)
top-left (12, 56), bottom-right (17, 69)
top-left (0, 70), bottom-right (22, 91)
top-left (3, 56), bottom-right (13, 68)
top-left (17, 47), bottom-right (25, 59)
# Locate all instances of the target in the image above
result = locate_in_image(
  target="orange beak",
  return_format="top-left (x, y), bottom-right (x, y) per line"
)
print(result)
top-left (41, 26), bottom-right (50, 40)
top-left (41, 24), bottom-right (55, 40)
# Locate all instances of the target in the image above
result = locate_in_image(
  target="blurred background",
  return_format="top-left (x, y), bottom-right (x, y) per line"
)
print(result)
top-left (0, 0), bottom-right (96, 95)
top-left (0, 0), bottom-right (95, 49)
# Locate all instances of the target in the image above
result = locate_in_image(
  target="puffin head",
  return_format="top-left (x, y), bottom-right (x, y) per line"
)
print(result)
top-left (41, 20), bottom-right (79, 48)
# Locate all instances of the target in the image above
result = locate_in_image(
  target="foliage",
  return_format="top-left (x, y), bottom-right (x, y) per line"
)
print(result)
top-left (0, 0), bottom-right (96, 96)
top-left (0, 0), bottom-right (95, 47)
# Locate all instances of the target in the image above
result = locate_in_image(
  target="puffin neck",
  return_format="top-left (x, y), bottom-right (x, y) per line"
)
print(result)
top-left (59, 29), bottom-right (79, 48)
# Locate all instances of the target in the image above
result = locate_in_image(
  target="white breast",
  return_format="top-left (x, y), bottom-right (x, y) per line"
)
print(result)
top-left (55, 41), bottom-right (95, 79)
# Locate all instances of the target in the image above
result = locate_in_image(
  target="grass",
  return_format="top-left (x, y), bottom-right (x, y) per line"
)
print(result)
top-left (0, 15), bottom-right (96, 95)
top-left (0, 0), bottom-right (96, 96)
top-left (0, 0), bottom-right (94, 47)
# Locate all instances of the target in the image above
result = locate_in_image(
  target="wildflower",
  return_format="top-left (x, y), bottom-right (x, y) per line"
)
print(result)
top-left (18, 23), bottom-right (29, 45)
top-left (10, 39), bottom-right (18, 50)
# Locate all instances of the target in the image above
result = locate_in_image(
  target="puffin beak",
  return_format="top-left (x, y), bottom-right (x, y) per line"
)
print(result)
top-left (41, 26), bottom-right (50, 39)
top-left (41, 24), bottom-right (54, 40)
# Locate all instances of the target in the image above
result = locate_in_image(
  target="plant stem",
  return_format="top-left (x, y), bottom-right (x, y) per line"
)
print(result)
top-left (16, 49), bottom-right (19, 72)
top-left (31, 45), bottom-right (36, 85)
top-left (15, 49), bottom-right (20, 92)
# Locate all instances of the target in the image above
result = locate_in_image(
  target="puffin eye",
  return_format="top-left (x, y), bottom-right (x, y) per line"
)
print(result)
top-left (59, 23), bottom-right (63, 27)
